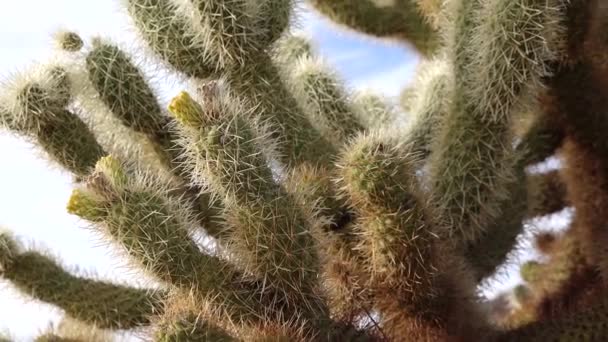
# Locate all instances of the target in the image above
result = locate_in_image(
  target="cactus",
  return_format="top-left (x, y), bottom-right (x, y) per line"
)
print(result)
top-left (3, 0), bottom-right (608, 340)
top-left (0, 65), bottom-right (105, 178)
top-left (308, 0), bottom-right (439, 56)
top-left (2, 249), bottom-right (166, 329)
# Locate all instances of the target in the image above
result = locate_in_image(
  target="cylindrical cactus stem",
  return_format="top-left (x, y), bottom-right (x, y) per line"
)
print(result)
top-left (403, 58), bottom-right (450, 161)
top-left (336, 133), bottom-right (483, 340)
top-left (288, 56), bottom-right (365, 147)
top-left (351, 91), bottom-right (395, 130)
top-left (84, 39), bottom-right (168, 146)
top-left (429, 0), bottom-right (563, 243)
top-left (125, 0), bottom-right (302, 168)
top-left (337, 133), bottom-right (436, 288)
top-left (168, 89), bottom-right (330, 327)
top-left (67, 157), bottom-right (236, 299)
top-left (464, 166), bottom-right (527, 281)
top-left (274, 34), bottom-right (364, 147)
top-left (68, 156), bottom-right (308, 337)
top-left (64, 38), bottom-right (218, 233)
top-left (0, 66), bottom-right (105, 178)
top-left (0, 237), bottom-right (166, 329)
top-left (464, 116), bottom-right (566, 280)
top-left (183, 0), bottom-right (258, 66)
top-left (283, 164), bottom-right (370, 321)
top-left (82, 38), bottom-right (178, 167)
top-left (227, 55), bottom-right (336, 167)
top-left (80, 37), bottom-right (224, 238)
top-left (181, 0), bottom-right (292, 68)
top-left (307, 0), bottom-right (439, 56)
top-left (123, 0), bottom-right (217, 79)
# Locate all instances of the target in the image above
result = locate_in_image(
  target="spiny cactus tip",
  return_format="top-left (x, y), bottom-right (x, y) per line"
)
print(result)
top-left (66, 188), bottom-right (106, 222)
top-left (95, 154), bottom-right (124, 177)
top-left (168, 91), bottom-right (204, 128)
top-left (54, 30), bottom-right (84, 52)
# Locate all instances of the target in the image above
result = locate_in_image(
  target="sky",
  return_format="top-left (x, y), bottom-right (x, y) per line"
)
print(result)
top-left (0, 1), bottom-right (418, 340)
top-left (0, 1), bottom-right (568, 340)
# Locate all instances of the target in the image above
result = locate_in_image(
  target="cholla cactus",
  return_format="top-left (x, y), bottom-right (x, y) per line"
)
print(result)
top-left (2, 0), bottom-right (608, 340)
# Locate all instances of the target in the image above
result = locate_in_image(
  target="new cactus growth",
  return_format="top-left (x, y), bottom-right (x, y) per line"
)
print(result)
top-left (2, 0), bottom-right (608, 340)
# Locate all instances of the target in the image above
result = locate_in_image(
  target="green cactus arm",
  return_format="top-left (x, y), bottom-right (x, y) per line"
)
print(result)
top-left (429, 0), bottom-right (563, 243)
top-left (84, 39), bottom-right (166, 141)
top-left (67, 157), bottom-right (239, 300)
top-left (288, 56), bottom-right (365, 147)
top-left (76, 35), bottom-right (181, 174)
top-left (185, 0), bottom-right (291, 68)
top-left (274, 35), bottom-right (365, 147)
top-left (463, 117), bottom-right (566, 280)
top-left (1, 67), bottom-right (105, 178)
top-left (124, 0), bottom-right (217, 79)
top-left (403, 58), bottom-right (449, 160)
top-left (336, 133), bottom-right (436, 296)
top-left (227, 54), bottom-right (336, 167)
top-left (0, 235), bottom-right (165, 329)
top-left (181, 0), bottom-right (336, 166)
top-left (336, 133), bottom-right (483, 339)
top-left (67, 156), bottom-right (309, 337)
top-left (127, 0), bottom-right (326, 167)
top-left (168, 90), bottom-right (330, 326)
top-left (283, 164), bottom-right (371, 321)
top-left (81, 38), bottom-right (183, 172)
top-left (79, 37), bottom-right (225, 239)
top-left (307, 0), bottom-right (439, 56)
top-left (464, 168), bottom-right (527, 281)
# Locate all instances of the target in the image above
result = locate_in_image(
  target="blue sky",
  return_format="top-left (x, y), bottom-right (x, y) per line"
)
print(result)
top-left (0, 1), bottom-right (417, 339)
